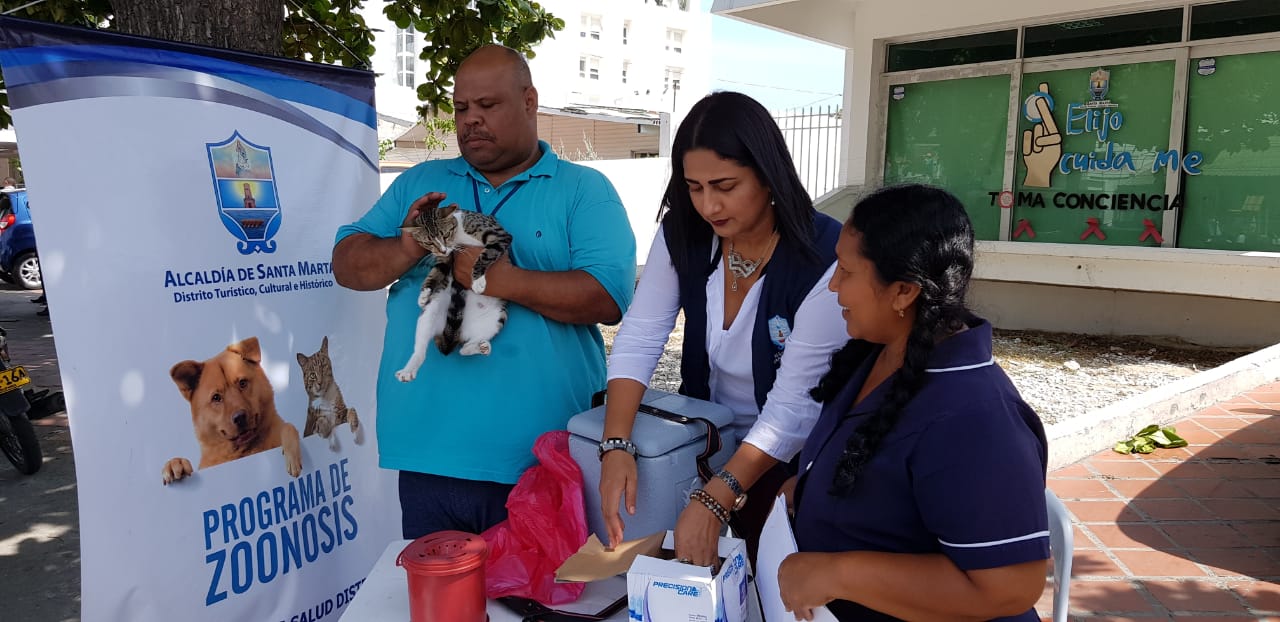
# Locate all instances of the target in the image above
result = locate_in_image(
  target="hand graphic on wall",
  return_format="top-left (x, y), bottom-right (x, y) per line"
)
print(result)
top-left (1021, 82), bottom-right (1062, 188)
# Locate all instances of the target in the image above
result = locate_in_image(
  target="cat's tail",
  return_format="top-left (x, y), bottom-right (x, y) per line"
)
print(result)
top-left (435, 281), bottom-right (466, 355)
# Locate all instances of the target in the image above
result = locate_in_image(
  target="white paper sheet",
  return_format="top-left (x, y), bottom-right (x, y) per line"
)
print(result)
top-left (755, 495), bottom-right (838, 622)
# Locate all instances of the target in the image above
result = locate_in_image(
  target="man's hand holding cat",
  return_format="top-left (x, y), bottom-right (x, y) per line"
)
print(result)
top-left (451, 245), bottom-right (513, 295)
top-left (399, 192), bottom-right (447, 261)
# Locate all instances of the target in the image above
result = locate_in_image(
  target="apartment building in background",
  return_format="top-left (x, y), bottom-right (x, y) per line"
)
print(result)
top-left (525, 0), bottom-right (711, 118)
top-left (362, 0), bottom-right (710, 163)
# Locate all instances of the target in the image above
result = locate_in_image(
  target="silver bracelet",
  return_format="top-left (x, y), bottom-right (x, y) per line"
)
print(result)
top-left (715, 468), bottom-right (744, 497)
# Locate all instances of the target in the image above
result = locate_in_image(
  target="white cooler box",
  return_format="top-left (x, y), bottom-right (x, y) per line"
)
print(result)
top-left (568, 389), bottom-right (737, 545)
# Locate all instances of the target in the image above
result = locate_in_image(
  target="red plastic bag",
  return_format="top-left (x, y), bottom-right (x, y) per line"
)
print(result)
top-left (481, 430), bottom-right (588, 605)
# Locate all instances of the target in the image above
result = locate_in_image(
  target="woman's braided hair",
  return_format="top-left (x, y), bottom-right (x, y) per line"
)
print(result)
top-left (811, 184), bottom-right (976, 496)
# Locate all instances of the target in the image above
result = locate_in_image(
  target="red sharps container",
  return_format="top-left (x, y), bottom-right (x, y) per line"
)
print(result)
top-left (398, 530), bottom-right (489, 622)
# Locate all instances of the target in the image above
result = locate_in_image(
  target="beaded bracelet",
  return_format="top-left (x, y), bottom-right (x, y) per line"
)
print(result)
top-left (689, 488), bottom-right (731, 524)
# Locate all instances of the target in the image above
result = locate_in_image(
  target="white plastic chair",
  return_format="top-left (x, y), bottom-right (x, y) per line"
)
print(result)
top-left (1045, 488), bottom-right (1073, 622)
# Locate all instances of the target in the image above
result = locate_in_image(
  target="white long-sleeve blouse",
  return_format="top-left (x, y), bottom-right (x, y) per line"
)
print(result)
top-left (606, 226), bottom-right (849, 461)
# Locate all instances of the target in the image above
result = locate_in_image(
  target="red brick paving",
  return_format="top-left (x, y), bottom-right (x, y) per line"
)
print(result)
top-left (1040, 382), bottom-right (1280, 621)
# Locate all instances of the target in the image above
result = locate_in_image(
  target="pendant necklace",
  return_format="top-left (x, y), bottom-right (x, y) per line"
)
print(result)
top-left (727, 233), bottom-right (779, 292)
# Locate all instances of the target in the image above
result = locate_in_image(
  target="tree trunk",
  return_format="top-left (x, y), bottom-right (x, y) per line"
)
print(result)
top-left (109, 0), bottom-right (283, 58)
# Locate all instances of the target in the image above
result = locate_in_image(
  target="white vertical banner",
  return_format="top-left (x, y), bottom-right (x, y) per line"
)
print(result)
top-left (0, 17), bottom-right (398, 621)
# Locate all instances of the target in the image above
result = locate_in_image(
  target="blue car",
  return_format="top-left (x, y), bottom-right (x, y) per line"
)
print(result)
top-left (0, 188), bottom-right (41, 290)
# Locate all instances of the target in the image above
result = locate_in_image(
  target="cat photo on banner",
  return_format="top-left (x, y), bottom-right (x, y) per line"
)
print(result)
top-left (297, 336), bottom-right (363, 451)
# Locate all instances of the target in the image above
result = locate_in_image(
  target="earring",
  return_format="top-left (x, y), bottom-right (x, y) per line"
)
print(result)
top-left (897, 308), bottom-right (904, 318)
top-left (769, 198), bottom-right (776, 206)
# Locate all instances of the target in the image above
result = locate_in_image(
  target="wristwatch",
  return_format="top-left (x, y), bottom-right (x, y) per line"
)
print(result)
top-left (597, 437), bottom-right (638, 461)
top-left (716, 469), bottom-right (749, 512)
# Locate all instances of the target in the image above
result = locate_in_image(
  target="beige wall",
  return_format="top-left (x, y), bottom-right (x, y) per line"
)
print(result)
top-left (393, 113), bottom-right (659, 163)
top-left (970, 280), bottom-right (1280, 348)
top-left (538, 115), bottom-right (661, 160)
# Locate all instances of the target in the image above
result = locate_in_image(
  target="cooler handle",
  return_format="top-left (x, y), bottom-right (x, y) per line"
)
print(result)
top-left (589, 390), bottom-right (721, 485)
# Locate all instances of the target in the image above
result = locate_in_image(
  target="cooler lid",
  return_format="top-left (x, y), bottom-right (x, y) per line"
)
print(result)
top-left (567, 389), bottom-right (735, 458)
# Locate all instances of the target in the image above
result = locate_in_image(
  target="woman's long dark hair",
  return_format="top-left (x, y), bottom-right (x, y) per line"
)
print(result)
top-left (660, 91), bottom-right (818, 273)
top-left (812, 184), bottom-right (976, 496)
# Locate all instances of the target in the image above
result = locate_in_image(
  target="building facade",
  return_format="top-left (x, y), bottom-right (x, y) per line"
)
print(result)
top-left (716, 0), bottom-right (1280, 347)
top-left (525, 0), bottom-right (711, 121)
top-left (362, 0), bottom-right (710, 139)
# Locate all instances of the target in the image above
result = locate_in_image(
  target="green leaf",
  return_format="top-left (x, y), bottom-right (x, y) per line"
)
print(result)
top-left (1152, 427), bottom-right (1188, 449)
top-left (1115, 423), bottom-right (1186, 455)
top-left (1135, 424), bottom-right (1160, 437)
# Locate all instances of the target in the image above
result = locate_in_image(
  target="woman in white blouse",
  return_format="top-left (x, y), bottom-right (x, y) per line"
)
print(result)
top-left (597, 92), bottom-right (848, 565)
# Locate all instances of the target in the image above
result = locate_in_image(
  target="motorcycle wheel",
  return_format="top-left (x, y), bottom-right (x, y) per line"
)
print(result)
top-left (0, 413), bottom-right (42, 475)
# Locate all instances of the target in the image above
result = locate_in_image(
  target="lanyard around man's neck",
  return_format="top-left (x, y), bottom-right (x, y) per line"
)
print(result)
top-left (470, 176), bottom-right (527, 218)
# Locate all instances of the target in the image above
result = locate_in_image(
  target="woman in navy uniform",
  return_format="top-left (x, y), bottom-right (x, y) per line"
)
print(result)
top-left (779, 184), bottom-right (1050, 621)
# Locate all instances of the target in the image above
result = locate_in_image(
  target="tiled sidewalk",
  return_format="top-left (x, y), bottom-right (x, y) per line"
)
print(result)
top-left (1036, 381), bottom-right (1280, 620)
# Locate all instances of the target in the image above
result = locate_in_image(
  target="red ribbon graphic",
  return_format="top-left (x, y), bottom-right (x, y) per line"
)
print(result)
top-left (1081, 217), bottom-right (1106, 241)
top-left (1013, 219), bottom-right (1036, 239)
top-left (1139, 218), bottom-right (1164, 244)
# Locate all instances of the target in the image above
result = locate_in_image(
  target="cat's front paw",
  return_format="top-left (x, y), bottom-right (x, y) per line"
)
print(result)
top-left (460, 340), bottom-right (491, 356)
top-left (417, 290), bottom-right (431, 309)
top-left (472, 275), bottom-right (487, 295)
top-left (395, 368), bottom-right (417, 382)
top-left (315, 414), bottom-right (334, 438)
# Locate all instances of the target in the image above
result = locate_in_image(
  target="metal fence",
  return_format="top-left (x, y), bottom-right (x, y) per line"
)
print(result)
top-left (772, 105), bottom-right (843, 200)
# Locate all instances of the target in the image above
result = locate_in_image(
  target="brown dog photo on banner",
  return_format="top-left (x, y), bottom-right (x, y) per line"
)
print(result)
top-left (161, 336), bottom-right (302, 484)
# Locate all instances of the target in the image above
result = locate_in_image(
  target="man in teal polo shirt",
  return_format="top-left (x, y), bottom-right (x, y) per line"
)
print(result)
top-left (333, 45), bottom-right (636, 538)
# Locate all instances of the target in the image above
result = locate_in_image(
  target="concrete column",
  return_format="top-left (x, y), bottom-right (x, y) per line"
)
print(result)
top-left (658, 112), bottom-right (672, 157)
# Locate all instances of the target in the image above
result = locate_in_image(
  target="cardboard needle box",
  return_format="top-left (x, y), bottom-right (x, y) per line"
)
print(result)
top-left (625, 531), bottom-right (749, 622)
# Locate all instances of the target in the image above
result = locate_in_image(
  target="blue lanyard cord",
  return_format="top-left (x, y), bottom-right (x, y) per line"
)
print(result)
top-left (471, 177), bottom-right (527, 218)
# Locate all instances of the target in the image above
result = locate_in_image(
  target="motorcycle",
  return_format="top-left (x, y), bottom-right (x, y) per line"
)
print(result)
top-left (0, 326), bottom-right (42, 474)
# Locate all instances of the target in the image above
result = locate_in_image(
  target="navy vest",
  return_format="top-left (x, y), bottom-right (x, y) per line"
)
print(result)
top-left (670, 212), bottom-right (842, 410)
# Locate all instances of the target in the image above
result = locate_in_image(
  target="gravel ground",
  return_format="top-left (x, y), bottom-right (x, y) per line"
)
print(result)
top-left (599, 316), bottom-right (1254, 426)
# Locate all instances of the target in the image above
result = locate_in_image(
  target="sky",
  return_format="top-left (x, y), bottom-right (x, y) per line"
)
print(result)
top-left (702, 0), bottom-right (846, 112)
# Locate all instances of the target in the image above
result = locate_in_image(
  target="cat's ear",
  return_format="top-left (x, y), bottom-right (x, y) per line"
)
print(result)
top-left (296, 352), bottom-right (307, 366)
top-left (320, 336), bottom-right (329, 353)
top-left (440, 203), bottom-right (459, 216)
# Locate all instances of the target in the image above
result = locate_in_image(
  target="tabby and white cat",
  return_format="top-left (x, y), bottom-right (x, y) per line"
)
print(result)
top-left (395, 203), bottom-right (512, 383)
top-left (296, 336), bottom-right (361, 450)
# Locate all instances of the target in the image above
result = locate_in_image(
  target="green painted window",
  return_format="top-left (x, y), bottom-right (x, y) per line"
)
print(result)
top-left (1191, 0), bottom-right (1280, 41)
top-left (886, 31), bottom-right (1017, 73)
top-left (1023, 10), bottom-right (1183, 58)
top-left (1179, 51), bottom-right (1280, 252)
top-left (1012, 61), bottom-right (1176, 246)
top-left (884, 74), bottom-right (1011, 241)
